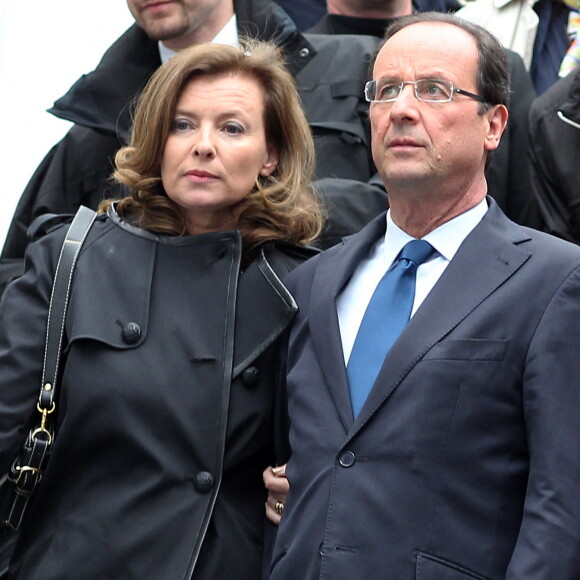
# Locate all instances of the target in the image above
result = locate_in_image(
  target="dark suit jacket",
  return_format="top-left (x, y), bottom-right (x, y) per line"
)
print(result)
top-left (270, 198), bottom-right (580, 579)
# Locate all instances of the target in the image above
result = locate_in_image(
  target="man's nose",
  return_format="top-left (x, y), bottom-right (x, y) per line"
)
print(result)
top-left (388, 83), bottom-right (420, 122)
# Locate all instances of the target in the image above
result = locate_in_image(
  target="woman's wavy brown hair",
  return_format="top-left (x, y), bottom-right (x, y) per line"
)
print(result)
top-left (101, 39), bottom-right (323, 248)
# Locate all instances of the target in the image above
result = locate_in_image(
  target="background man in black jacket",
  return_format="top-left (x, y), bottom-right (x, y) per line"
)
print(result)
top-left (528, 66), bottom-right (580, 244)
top-left (0, 0), bottom-right (382, 294)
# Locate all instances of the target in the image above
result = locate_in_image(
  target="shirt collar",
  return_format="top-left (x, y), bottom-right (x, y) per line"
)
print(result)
top-left (158, 14), bottom-right (239, 64)
top-left (383, 197), bottom-right (488, 267)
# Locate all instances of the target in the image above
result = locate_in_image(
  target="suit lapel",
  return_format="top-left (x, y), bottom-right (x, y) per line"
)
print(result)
top-left (309, 215), bottom-right (388, 431)
top-left (348, 202), bottom-right (532, 438)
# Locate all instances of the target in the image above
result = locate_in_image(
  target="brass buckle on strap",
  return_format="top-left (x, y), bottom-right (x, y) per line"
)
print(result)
top-left (13, 465), bottom-right (43, 486)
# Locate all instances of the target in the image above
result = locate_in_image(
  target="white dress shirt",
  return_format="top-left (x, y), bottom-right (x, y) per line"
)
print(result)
top-left (158, 14), bottom-right (239, 64)
top-left (337, 199), bottom-right (489, 364)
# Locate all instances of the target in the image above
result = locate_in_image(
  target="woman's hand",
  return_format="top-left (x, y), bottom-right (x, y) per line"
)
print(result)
top-left (263, 464), bottom-right (289, 525)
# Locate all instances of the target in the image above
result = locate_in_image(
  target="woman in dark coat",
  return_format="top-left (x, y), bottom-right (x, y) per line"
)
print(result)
top-left (0, 40), bottom-right (322, 580)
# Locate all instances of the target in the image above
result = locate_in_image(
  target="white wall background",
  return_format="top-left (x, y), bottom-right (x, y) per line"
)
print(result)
top-left (0, 1), bottom-right (135, 248)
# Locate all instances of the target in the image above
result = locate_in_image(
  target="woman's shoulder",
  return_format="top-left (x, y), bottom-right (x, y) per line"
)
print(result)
top-left (28, 210), bottom-right (110, 246)
top-left (262, 242), bottom-right (320, 272)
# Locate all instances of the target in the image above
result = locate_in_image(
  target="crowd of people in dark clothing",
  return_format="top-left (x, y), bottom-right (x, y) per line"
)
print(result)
top-left (2, 0), bottom-right (580, 291)
top-left (1, 1), bottom-right (580, 579)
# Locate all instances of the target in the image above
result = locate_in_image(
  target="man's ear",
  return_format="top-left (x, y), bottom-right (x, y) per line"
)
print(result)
top-left (484, 104), bottom-right (508, 152)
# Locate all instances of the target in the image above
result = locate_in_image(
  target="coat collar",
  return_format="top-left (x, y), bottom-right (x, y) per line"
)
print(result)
top-left (232, 245), bottom-right (302, 378)
top-left (69, 208), bottom-right (305, 375)
top-left (307, 199), bottom-right (532, 437)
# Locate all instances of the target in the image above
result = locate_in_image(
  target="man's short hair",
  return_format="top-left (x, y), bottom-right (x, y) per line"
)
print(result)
top-left (371, 12), bottom-right (510, 113)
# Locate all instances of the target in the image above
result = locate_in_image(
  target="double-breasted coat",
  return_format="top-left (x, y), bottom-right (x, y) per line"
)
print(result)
top-left (0, 207), bottom-right (313, 579)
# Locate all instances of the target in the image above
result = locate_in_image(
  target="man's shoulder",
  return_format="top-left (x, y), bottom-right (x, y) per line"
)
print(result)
top-left (262, 242), bottom-right (320, 277)
top-left (49, 24), bottom-right (159, 133)
top-left (303, 31), bottom-right (379, 56)
top-left (523, 226), bottom-right (580, 262)
top-left (297, 32), bottom-right (379, 88)
top-left (529, 69), bottom-right (580, 120)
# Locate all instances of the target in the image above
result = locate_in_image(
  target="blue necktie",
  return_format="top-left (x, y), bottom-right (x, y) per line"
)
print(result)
top-left (347, 239), bottom-right (436, 417)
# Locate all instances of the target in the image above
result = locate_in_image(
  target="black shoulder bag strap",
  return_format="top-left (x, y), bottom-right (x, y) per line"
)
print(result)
top-left (1, 205), bottom-right (96, 531)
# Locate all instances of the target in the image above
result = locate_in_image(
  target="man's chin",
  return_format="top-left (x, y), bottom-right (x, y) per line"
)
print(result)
top-left (382, 168), bottom-right (432, 190)
top-left (143, 23), bottom-right (187, 41)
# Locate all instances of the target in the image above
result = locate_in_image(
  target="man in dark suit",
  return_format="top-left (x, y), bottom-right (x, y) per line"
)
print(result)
top-left (266, 12), bottom-right (580, 579)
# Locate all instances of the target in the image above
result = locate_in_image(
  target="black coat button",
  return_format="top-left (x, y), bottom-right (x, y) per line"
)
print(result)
top-left (194, 471), bottom-right (214, 493)
top-left (121, 322), bottom-right (141, 344)
top-left (241, 366), bottom-right (261, 387)
top-left (338, 451), bottom-right (356, 468)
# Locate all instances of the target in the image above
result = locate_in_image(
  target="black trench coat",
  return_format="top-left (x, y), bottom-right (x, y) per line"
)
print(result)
top-left (0, 207), bottom-right (314, 579)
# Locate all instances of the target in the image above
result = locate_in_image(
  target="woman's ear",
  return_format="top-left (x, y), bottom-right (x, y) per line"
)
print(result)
top-left (260, 149), bottom-right (279, 177)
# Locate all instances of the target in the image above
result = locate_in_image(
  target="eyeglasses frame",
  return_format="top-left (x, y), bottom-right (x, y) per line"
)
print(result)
top-left (364, 78), bottom-right (487, 105)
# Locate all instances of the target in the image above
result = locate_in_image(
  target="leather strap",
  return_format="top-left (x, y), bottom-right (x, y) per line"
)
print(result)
top-left (2, 206), bottom-right (96, 530)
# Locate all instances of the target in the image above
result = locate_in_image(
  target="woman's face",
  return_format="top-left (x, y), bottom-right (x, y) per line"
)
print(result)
top-left (161, 73), bottom-right (278, 235)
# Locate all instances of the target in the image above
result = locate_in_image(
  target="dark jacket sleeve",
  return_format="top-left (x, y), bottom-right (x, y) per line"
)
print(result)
top-left (0, 126), bottom-right (124, 295)
top-left (297, 33), bottom-right (389, 249)
top-left (528, 70), bottom-right (580, 244)
top-left (0, 227), bottom-right (65, 473)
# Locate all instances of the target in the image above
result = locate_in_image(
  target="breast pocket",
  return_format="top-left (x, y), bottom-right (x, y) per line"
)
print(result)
top-left (416, 552), bottom-right (490, 580)
top-left (422, 339), bottom-right (509, 362)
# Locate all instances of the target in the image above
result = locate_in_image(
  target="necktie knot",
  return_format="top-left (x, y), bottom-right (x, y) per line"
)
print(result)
top-left (398, 239), bottom-right (436, 267)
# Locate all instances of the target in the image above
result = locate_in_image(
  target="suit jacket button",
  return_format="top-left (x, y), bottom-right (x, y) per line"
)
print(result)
top-left (338, 451), bottom-right (356, 468)
top-left (194, 471), bottom-right (214, 493)
top-left (242, 366), bottom-right (261, 387)
top-left (121, 322), bottom-right (141, 344)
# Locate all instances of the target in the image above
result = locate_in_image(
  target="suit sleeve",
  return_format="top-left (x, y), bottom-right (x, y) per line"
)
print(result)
top-left (506, 265), bottom-right (580, 577)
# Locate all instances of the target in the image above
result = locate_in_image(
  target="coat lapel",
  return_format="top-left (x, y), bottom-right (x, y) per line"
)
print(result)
top-left (309, 215), bottom-right (388, 431)
top-left (232, 248), bottom-right (299, 378)
top-left (348, 201), bottom-right (533, 438)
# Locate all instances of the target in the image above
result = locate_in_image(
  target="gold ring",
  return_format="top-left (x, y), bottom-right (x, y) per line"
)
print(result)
top-left (275, 501), bottom-right (285, 515)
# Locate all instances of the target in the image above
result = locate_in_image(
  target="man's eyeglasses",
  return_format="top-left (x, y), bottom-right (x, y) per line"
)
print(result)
top-left (364, 78), bottom-right (487, 104)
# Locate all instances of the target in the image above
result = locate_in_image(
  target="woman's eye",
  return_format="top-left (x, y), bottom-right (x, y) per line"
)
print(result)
top-left (172, 119), bottom-right (191, 132)
top-left (223, 123), bottom-right (243, 135)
